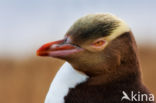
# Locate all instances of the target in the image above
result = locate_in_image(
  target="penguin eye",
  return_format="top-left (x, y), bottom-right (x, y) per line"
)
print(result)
top-left (92, 40), bottom-right (105, 47)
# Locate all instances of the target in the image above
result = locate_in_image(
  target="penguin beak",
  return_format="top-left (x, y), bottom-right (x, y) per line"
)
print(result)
top-left (36, 39), bottom-right (83, 58)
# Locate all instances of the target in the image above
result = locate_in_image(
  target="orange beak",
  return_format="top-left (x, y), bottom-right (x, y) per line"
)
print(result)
top-left (36, 39), bottom-right (83, 58)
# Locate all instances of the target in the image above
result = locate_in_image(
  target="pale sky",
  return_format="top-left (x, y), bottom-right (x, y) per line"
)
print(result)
top-left (0, 0), bottom-right (156, 57)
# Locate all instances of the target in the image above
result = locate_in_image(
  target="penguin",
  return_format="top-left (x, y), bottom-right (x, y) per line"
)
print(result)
top-left (37, 13), bottom-right (155, 103)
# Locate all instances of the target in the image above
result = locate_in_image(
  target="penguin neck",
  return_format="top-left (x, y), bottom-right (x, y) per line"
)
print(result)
top-left (87, 56), bottom-right (141, 86)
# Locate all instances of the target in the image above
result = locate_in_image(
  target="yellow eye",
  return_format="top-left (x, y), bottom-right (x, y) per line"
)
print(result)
top-left (93, 40), bottom-right (105, 46)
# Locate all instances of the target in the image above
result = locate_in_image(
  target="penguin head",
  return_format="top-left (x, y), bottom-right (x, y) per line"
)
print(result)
top-left (37, 13), bottom-right (136, 76)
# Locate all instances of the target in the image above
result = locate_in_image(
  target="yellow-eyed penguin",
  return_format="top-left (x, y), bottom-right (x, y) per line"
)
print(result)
top-left (37, 13), bottom-right (155, 103)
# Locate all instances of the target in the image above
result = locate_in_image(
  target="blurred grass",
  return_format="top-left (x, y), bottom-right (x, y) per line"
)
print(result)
top-left (0, 47), bottom-right (156, 103)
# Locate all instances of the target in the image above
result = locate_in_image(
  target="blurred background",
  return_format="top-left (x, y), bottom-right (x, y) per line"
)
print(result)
top-left (0, 0), bottom-right (156, 103)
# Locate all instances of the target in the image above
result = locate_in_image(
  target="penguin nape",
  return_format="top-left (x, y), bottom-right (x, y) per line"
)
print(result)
top-left (37, 13), bottom-right (155, 103)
